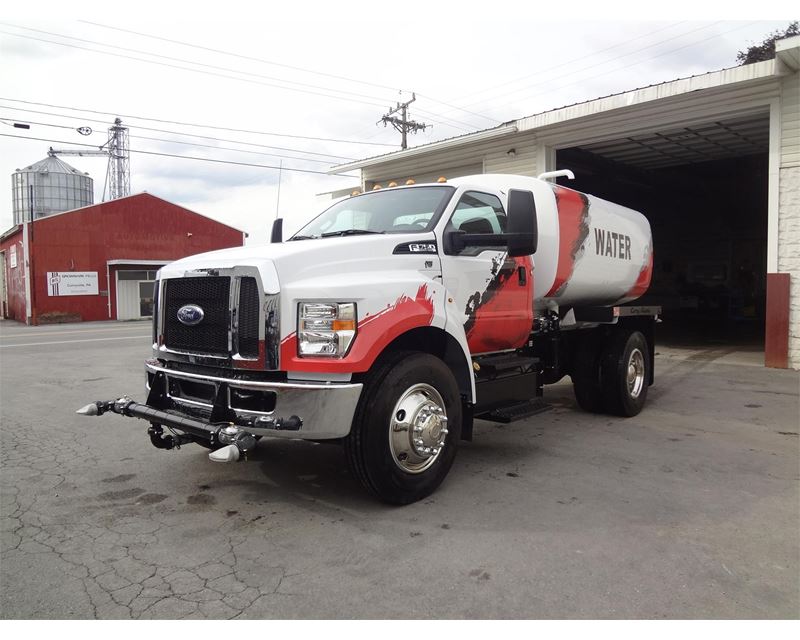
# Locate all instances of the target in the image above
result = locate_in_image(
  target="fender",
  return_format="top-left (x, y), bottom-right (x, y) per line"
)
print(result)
top-left (279, 275), bottom-right (448, 375)
top-left (442, 288), bottom-right (478, 403)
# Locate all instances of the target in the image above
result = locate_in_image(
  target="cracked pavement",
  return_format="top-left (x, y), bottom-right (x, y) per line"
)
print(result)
top-left (1, 320), bottom-right (798, 618)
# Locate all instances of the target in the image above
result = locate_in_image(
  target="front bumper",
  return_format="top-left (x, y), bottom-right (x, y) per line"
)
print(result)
top-left (144, 359), bottom-right (362, 440)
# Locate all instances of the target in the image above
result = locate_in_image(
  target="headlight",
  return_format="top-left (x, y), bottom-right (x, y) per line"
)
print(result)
top-left (298, 302), bottom-right (357, 357)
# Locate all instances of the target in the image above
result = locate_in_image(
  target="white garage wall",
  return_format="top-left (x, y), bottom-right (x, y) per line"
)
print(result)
top-left (779, 69), bottom-right (800, 368)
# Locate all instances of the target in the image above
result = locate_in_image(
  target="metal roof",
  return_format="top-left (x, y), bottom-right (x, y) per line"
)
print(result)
top-left (15, 155), bottom-right (90, 176)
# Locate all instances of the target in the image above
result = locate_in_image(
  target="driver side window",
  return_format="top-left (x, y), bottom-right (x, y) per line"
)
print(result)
top-left (449, 191), bottom-right (506, 234)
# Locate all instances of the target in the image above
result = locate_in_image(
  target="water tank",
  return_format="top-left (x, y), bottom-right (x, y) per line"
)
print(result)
top-left (11, 155), bottom-right (94, 224)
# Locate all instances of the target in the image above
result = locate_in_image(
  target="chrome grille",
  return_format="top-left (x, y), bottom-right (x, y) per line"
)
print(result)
top-left (163, 277), bottom-right (230, 355)
top-left (237, 277), bottom-right (260, 358)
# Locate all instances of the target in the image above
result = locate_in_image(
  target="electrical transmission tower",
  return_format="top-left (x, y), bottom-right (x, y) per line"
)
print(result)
top-left (48, 117), bottom-right (131, 201)
top-left (380, 93), bottom-right (429, 149)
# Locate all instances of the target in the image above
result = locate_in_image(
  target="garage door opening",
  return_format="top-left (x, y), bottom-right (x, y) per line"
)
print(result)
top-left (555, 113), bottom-right (769, 351)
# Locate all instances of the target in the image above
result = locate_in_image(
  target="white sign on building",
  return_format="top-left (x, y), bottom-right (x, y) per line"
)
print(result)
top-left (47, 271), bottom-right (99, 296)
top-left (9, 244), bottom-right (16, 268)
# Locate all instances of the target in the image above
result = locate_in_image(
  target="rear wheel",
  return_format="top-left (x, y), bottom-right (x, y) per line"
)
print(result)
top-left (345, 351), bottom-right (462, 505)
top-left (602, 330), bottom-right (650, 417)
top-left (573, 374), bottom-right (604, 413)
top-left (572, 335), bottom-right (604, 413)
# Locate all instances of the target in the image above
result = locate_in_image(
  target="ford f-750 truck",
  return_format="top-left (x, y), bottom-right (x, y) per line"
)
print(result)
top-left (79, 173), bottom-right (659, 504)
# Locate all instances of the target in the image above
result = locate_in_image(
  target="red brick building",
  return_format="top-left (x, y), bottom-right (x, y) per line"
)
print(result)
top-left (0, 193), bottom-right (245, 324)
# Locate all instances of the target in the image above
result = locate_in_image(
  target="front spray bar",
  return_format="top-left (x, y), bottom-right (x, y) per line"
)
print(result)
top-left (76, 397), bottom-right (256, 462)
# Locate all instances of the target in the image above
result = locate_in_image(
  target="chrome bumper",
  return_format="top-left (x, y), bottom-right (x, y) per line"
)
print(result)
top-left (144, 360), bottom-right (362, 440)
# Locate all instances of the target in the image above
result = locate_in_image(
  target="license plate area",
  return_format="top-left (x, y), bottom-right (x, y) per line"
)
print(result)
top-left (168, 377), bottom-right (216, 405)
top-left (228, 387), bottom-right (277, 414)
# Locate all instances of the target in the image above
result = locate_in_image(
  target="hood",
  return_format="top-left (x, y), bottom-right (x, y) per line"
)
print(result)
top-left (159, 232), bottom-right (438, 292)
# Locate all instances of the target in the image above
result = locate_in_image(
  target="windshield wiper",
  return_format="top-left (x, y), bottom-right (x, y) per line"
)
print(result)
top-left (289, 234), bottom-right (319, 241)
top-left (320, 229), bottom-right (385, 238)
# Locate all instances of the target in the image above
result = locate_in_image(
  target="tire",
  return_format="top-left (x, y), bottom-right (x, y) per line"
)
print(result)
top-left (572, 336), bottom-right (604, 413)
top-left (601, 330), bottom-right (650, 417)
top-left (344, 351), bottom-right (462, 505)
top-left (573, 374), bottom-right (604, 413)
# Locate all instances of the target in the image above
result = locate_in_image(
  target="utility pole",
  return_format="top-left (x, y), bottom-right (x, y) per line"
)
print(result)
top-left (380, 93), bottom-right (429, 150)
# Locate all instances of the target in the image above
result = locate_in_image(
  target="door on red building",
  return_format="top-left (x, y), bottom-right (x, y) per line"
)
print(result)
top-left (117, 269), bottom-right (157, 320)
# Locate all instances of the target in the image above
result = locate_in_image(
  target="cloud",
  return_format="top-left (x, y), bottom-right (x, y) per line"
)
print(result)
top-left (0, 12), bottom-right (792, 239)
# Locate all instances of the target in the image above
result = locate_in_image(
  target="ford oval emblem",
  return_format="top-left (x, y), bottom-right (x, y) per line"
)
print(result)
top-left (177, 304), bottom-right (204, 326)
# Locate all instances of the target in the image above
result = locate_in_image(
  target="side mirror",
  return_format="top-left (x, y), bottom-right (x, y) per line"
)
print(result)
top-left (505, 189), bottom-right (537, 257)
top-left (270, 218), bottom-right (283, 243)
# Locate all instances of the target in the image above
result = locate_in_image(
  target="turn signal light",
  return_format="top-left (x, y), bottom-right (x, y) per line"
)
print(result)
top-left (332, 319), bottom-right (356, 331)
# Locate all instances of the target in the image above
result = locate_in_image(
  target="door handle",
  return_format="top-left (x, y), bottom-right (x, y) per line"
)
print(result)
top-left (517, 266), bottom-right (527, 286)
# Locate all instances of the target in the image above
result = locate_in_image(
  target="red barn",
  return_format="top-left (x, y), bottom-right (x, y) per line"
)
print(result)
top-left (0, 193), bottom-right (246, 324)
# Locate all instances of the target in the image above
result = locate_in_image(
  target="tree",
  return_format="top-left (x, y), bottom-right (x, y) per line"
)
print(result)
top-left (737, 22), bottom-right (799, 65)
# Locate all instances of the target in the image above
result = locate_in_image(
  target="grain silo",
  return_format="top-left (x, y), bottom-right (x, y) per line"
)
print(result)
top-left (11, 155), bottom-right (93, 224)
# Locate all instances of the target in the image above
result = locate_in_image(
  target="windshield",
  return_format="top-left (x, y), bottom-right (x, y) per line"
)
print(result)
top-left (292, 186), bottom-right (455, 240)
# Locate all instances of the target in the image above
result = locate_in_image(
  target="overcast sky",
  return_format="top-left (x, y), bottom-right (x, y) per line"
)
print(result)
top-left (0, 1), bottom-right (796, 243)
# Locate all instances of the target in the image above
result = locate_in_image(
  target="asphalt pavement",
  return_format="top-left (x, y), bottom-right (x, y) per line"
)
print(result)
top-left (1, 319), bottom-right (798, 619)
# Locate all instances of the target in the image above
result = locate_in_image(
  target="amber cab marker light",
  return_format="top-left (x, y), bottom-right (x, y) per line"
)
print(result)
top-left (372, 184), bottom-right (382, 190)
top-left (437, 176), bottom-right (447, 183)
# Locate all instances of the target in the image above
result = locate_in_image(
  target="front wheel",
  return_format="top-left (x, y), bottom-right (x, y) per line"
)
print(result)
top-left (345, 351), bottom-right (462, 505)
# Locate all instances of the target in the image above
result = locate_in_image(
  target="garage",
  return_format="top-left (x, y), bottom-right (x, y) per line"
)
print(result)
top-left (554, 112), bottom-right (770, 348)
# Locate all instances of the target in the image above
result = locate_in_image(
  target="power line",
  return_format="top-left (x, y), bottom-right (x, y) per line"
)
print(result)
top-left (77, 20), bottom-right (496, 131)
top-left (489, 20), bottom-right (756, 116)
top-left (1, 133), bottom-right (359, 177)
top-left (0, 114), bottom-right (339, 165)
top-left (0, 24), bottom-right (483, 135)
top-left (441, 21), bottom-right (688, 108)
top-left (129, 134), bottom-right (337, 165)
top-left (80, 20), bottom-right (404, 95)
top-left (452, 20), bottom-right (727, 116)
top-left (0, 104), bottom-right (356, 161)
top-left (0, 97), bottom-right (396, 148)
top-left (0, 29), bottom-right (396, 111)
top-left (0, 23), bottom-right (400, 109)
top-left (342, 22), bottom-right (721, 138)
top-left (413, 93), bottom-right (501, 125)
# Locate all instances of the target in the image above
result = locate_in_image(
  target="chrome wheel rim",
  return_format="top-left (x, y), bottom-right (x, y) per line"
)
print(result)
top-left (389, 383), bottom-right (448, 474)
top-left (627, 348), bottom-right (645, 399)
